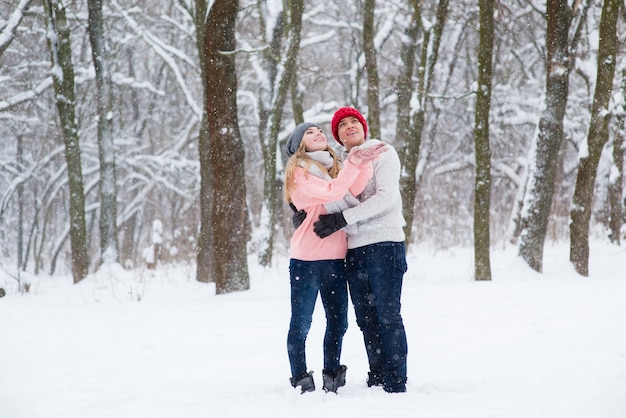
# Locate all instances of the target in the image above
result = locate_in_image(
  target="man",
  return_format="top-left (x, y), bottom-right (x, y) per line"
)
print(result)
top-left (313, 106), bottom-right (409, 393)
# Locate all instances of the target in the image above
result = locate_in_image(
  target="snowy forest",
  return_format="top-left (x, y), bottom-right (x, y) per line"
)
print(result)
top-left (1, 0), bottom-right (625, 293)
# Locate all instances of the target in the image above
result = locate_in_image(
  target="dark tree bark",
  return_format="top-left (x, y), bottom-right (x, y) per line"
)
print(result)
top-left (608, 69), bottom-right (625, 245)
top-left (570, 0), bottom-right (621, 276)
top-left (193, 0), bottom-right (215, 282)
top-left (87, 0), bottom-right (119, 265)
top-left (363, 0), bottom-right (380, 139)
top-left (199, 0), bottom-right (250, 293)
top-left (518, 0), bottom-right (573, 272)
top-left (43, 0), bottom-right (89, 283)
top-left (473, 0), bottom-right (495, 281)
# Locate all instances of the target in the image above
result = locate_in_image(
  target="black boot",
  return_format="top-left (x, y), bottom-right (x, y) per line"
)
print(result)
top-left (366, 371), bottom-right (383, 387)
top-left (322, 365), bottom-right (347, 393)
top-left (290, 371), bottom-right (315, 394)
top-left (383, 375), bottom-right (407, 393)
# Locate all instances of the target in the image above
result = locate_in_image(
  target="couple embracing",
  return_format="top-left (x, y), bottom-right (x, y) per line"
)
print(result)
top-left (284, 107), bottom-right (408, 394)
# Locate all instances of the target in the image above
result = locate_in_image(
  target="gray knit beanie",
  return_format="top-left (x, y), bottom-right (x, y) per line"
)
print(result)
top-left (285, 122), bottom-right (318, 158)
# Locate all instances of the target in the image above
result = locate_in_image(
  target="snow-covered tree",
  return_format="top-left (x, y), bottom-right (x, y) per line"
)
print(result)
top-left (43, 0), bottom-right (89, 283)
top-left (87, 0), bottom-right (120, 266)
top-left (570, 0), bottom-right (621, 276)
top-left (517, 0), bottom-right (589, 273)
top-left (197, 0), bottom-right (250, 293)
top-left (608, 69), bottom-right (625, 245)
top-left (473, 0), bottom-right (495, 281)
top-left (397, 0), bottom-right (449, 247)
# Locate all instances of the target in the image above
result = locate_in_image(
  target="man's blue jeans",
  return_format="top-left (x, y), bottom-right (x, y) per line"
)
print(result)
top-left (287, 259), bottom-right (349, 379)
top-left (346, 241), bottom-right (408, 390)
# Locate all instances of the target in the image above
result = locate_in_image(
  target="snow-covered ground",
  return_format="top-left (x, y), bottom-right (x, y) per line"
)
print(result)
top-left (1, 241), bottom-right (625, 418)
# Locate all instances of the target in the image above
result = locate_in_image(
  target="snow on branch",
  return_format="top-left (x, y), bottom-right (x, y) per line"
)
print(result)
top-left (111, 73), bottom-right (165, 96)
top-left (0, 0), bottom-right (33, 58)
top-left (111, 0), bottom-right (201, 117)
top-left (0, 77), bottom-right (54, 112)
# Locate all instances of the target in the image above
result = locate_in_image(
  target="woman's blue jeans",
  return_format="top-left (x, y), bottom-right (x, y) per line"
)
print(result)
top-left (287, 259), bottom-right (349, 379)
top-left (346, 241), bottom-right (408, 390)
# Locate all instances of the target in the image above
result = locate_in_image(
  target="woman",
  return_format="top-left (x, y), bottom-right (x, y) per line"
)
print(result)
top-left (283, 121), bottom-right (386, 394)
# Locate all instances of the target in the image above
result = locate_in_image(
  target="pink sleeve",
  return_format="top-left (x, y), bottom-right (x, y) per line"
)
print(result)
top-left (349, 163), bottom-right (373, 196)
top-left (291, 162), bottom-right (362, 208)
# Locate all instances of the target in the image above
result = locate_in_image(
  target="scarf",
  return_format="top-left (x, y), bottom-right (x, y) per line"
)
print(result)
top-left (299, 151), bottom-right (360, 220)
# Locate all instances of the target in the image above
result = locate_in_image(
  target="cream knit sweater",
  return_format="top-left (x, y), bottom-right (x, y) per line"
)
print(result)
top-left (341, 139), bottom-right (406, 249)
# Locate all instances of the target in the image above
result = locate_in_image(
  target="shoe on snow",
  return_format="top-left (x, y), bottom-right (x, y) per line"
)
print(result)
top-left (290, 371), bottom-right (315, 394)
top-left (383, 375), bottom-right (407, 393)
top-left (367, 371), bottom-right (383, 387)
top-left (322, 365), bottom-right (347, 393)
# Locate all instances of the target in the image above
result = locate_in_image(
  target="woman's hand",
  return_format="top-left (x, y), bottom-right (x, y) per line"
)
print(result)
top-left (347, 143), bottom-right (388, 165)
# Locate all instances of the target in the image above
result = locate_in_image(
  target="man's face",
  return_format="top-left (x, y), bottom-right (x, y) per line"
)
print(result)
top-left (337, 116), bottom-right (365, 151)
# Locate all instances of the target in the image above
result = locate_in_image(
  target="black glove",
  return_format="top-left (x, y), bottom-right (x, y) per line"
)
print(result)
top-left (313, 213), bottom-right (347, 238)
top-left (289, 202), bottom-right (307, 229)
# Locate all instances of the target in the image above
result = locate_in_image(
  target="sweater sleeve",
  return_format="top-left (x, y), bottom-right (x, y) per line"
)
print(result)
top-left (342, 145), bottom-right (402, 225)
top-left (291, 161), bottom-right (364, 209)
top-left (349, 162), bottom-right (373, 196)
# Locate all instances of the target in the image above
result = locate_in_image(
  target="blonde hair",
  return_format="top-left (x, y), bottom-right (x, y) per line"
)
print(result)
top-left (284, 141), bottom-right (342, 203)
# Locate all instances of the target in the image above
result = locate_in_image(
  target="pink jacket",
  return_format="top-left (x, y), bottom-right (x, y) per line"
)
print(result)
top-left (289, 161), bottom-right (372, 261)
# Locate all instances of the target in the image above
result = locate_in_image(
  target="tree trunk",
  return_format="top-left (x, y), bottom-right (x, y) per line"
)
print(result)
top-left (87, 0), bottom-right (119, 265)
top-left (608, 69), bottom-right (625, 245)
top-left (257, 0), bottom-right (304, 267)
top-left (200, 0), bottom-right (250, 293)
top-left (395, 8), bottom-right (419, 166)
top-left (570, 0), bottom-right (620, 276)
top-left (473, 0), bottom-right (495, 281)
top-left (363, 0), bottom-right (380, 139)
top-left (395, 8), bottom-right (420, 242)
top-left (43, 0), bottom-right (89, 283)
top-left (398, 0), bottom-right (449, 247)
top-left (510, 1), bottom-right (590, 249)
top-left (518, 0), bottom-right (572, 272)
top-left (17, 135), bottom-right (24, 271)
top-left (256, 10), bottom-right (285, 268)
top-left (194, 0), bottom-right (215, 282)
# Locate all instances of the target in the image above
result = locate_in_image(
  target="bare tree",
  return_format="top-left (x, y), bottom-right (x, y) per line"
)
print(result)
top-left (570, 0), bottom-right (621, 276)
top-left (397, 0), bottom-right (449, 246)
top-left (43, 0), bottom-right (89, 283)
top-left (2, 0), bottom-right (624, 276)
top-left (198, 0), bottom-right (250, 293)
top-left (256, 0), bottom-right (304, 267)
top-left (517, 0), bottom-right (589, 272)
top-left (473, 0), bottom-right (495, 281)
top-left (608, 69), bottom-right (625, 245)
top-left (363, 0), bottom-right (380, 138)
top-left (193, 0), bottom-right (215, 282)
top-left (87, 0), bottom-right (119, 266)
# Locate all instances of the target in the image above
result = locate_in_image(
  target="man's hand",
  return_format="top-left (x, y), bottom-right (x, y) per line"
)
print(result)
top-left (290, 202), bottom-right (307, 229)
top-left (347, 143), bottom-right (388, 165)
top-left (313, 213), bottom-right (347, 238)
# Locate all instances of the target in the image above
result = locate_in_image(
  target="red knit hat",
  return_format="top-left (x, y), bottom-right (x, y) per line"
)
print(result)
top-left (331, 107), bottom-right (368, 146)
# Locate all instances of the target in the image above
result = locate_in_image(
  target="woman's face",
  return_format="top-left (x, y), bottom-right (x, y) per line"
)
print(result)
top-left (302, 126), bottom-right (327, 152)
